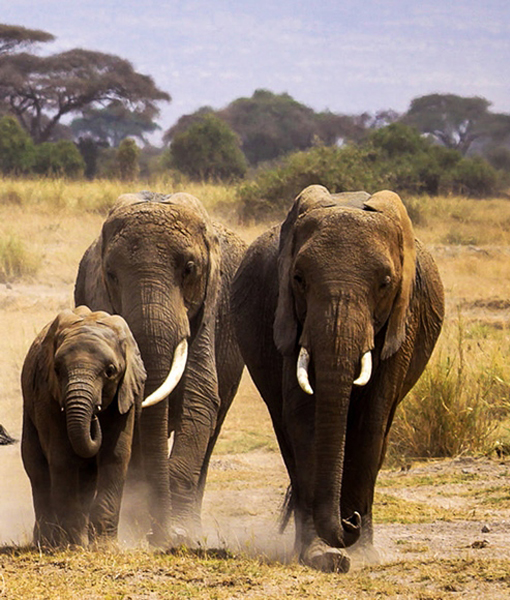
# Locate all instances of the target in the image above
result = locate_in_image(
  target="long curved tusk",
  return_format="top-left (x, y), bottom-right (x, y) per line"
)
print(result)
top-left (142, 339), bottom-right (189, 408)
top-left (353, 351), bottom-right (372, 386)
top-left (297, 347), bottom-right (314, 395)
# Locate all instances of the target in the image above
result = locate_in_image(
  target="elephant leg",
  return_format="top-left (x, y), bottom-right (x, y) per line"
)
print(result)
top-left (340, 393), bottom-right (394, 564)
top-left (90, 410), bottom-right (135, 543)
top-left (140, 403), bottom-right (172, 546)
top-left (49, 454), bottom-right (89, 546)
top-left (168, 364), bottom-right (221, 541)
top-left (21, 415), bottom-right (55, 545)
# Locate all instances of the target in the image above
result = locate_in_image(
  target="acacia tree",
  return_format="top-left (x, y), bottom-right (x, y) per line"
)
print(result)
top-left (403, 94), bottom-right (510, 156)
top-left (0, 24), bottom-right (54, 56)
top-left (0, 48), bottom-right (170, 143)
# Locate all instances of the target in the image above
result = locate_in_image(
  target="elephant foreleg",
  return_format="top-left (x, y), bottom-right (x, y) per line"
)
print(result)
top-left (22, 415), bottom-right (55, 545)
top-left (90, 409), bottom-right (135, 543)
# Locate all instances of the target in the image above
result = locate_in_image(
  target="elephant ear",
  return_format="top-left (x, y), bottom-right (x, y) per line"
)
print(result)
top-left (105, 315), bottom-right (147, 414)
top-left (274, 185), bottom-right (333, 355)
top-left (74, 237), bottom-right (112, 312)
top-left (364, 190), bottom-right (417, 360)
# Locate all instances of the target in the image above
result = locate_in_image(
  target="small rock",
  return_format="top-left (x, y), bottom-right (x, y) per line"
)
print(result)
top-left (471, 540), bottom-right (489, 549)
top-left (481, 524), bottom-right (491, 533)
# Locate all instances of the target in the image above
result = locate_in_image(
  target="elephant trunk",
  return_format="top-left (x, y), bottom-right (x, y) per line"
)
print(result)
top-left (124, 282), bottom-right (190, 405)
top-left (308, 295), bottom-right (370, 548)
top-left (65, 377), bottom-right (102, 459)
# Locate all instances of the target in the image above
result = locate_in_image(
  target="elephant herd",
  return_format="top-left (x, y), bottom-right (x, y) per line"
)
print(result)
top-left (16, 185), bottom-right (444, 573)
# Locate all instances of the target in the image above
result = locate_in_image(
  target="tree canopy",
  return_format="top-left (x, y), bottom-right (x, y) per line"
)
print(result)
top-left (71, 101), bottom-right (161, 147)
top-left (165, 90), bottom-right (365, 166)
top-left (403, 93), bottom-right (510, 156)
top-left (0, 24), bottom-right (55, 55)
top-left (0, 46), bottom-right (170, 143)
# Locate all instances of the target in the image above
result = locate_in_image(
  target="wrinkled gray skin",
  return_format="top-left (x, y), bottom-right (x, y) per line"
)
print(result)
top-left (232, 185), bottom-right (444, 572)
top-left (21, 306), bottom-right (146, 547)
top-left (74, 192), bottom-right (246, 545)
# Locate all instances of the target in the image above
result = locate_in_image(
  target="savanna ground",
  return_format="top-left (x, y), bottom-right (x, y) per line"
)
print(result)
top-left (0, 179), bottom-right (510, 598)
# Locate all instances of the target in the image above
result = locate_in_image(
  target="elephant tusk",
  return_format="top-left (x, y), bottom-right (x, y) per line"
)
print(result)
top-left (353, 351), bottom-right (372, 386)
top-left (142, 339), bottom-right (189, 408)
top-left (297, 347), bottom-right (314, 395)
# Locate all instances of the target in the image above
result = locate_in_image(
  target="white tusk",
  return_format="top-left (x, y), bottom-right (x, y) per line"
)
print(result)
top-left (353, 351), bottom-right (372, 386)
top-left (297, 347), bottom-right (314, 395)
top-left (142, 339), bottom-right (189, 408)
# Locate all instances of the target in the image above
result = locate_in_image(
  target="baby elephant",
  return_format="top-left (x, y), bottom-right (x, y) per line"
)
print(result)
top-left (21, 306), bottom-right (146, 547)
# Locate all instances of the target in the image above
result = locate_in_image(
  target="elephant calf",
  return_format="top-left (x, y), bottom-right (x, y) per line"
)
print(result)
top-left (21, 306), bottom-right (146, 547)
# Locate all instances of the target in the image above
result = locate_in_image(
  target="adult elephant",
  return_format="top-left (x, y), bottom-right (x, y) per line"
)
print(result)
top-left (21, 306), bottom-right (146, 546)
top-left (232, 185), bottom-right (444, 572)
top-left (74, 191), bottom-right (246, 545)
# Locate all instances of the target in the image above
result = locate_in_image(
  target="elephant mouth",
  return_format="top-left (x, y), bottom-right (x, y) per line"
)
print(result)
top-left (141, 338), bottom-right (189, 408)
top-left (296, 347), bottom-right (372, 395)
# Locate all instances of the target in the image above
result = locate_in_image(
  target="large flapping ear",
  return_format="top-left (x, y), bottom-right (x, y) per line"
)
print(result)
top-left (274, 185), bottom-right (333, 355)
top-left (105, 315), bottom-right (146, 414)
top-left (364, 190), bottom-right (417, 359)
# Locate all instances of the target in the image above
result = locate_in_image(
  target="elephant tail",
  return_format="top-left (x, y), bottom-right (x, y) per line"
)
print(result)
top-left (279, 484), bottom-right (294, 534)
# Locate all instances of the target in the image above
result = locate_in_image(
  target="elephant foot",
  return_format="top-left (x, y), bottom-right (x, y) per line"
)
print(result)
top-left (348, 540), bottom-right (381, 567)
top-left (147, 524), bottom-right (193, 549)
top-left (301, 538), bottom-right (351, 573)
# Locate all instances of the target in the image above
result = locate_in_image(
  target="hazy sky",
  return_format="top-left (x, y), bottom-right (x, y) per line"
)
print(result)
top-left (3, 0), bottom-right (509, 144)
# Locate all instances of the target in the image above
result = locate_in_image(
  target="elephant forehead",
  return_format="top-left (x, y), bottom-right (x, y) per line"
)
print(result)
top-left (298, 207), bottom-right (396, 246)
top-left (58, 322), bottom-right (120, 352)
top-left (107, 203), bottom-right (207, 241)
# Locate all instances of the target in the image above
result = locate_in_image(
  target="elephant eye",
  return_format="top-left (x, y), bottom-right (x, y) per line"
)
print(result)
top-left (293, 271), bottom-right (305, 289)
top-left (106, 270), bottom-right (118, 285)
top-left (105, 364), bottom-right (117, 378)
top-left (183, 260), bottom-right (196, 278)
top-left (380, 275), bottom-right (392, 289)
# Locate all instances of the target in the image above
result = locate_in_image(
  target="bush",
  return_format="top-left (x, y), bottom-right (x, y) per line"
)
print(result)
top-left (444, 156), bottom-right (500, 198)
top-left (167, 114), bottom-right (247, 182)
top-left (32, 140), bottom-right (85, 178)
top-left (0, 116), bottom-right (35, 175)
top-left (237, 145), bottom-right (388, 221)
top-left (115, 138), bottom-right (140, 181)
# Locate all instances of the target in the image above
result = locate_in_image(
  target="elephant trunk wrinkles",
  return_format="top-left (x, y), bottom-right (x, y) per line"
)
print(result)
top-left (124, 283), bottom-right (189, 400)
top-left (310, 296), bottom-right (367, 548)
top-left (65, 377), bottom-right (102, 459)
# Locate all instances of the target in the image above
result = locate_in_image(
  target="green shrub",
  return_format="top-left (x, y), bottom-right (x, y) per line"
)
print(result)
top-left (0, 116), bottom-right (35, 175)
top-left (32, 140), bottom-right (85, 178)
top-left (167, 114), bottom-right (247, 182)
top-left (115, 137), bottom-right (140, 181)
top-left (444, 156), bottom-right (500, 198)
top-left (237, 145), bottom-right (388, 221)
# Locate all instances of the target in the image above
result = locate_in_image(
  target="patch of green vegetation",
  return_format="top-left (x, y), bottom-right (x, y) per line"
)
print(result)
top-left (373, 492), bottom-right (452, 524)
top-left (377, 470), bottom-right (480, 489)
